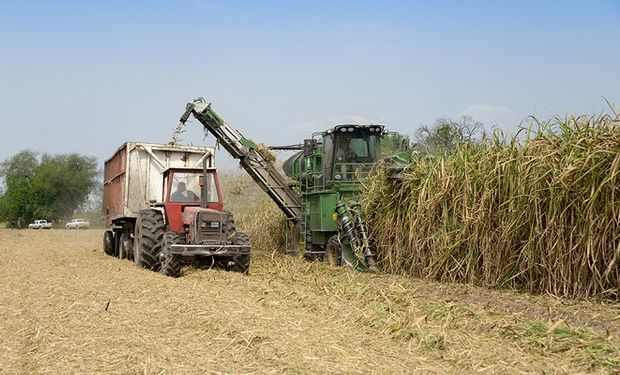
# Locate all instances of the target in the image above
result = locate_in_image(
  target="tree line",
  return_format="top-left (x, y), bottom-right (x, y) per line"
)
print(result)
top-left (414, 115), bottom-right (485, 153)
top-left (0, 150), bottom-right (99, 227)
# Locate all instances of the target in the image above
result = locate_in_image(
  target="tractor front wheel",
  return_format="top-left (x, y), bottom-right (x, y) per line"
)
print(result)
top-left (161, 232), bottom-right (183, 278)
top-left (230, 232), bottom-right (250, 274)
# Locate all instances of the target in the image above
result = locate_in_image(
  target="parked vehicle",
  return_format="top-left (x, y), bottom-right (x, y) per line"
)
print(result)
top-left (102, 142), bottom-right (250, 277)
top-left (28, 220), bottom-right (52, 229)
top-left (66, 219), bottom-right (90, 229)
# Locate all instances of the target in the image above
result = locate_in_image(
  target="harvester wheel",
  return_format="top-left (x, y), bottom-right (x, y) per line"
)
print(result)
top-left (325, 235), bottom-right (342, 266)
top-left (230, 232), bottom-right (250, 274)
top-left (161, 232), bottom-right (183, 278)
top-left (103, 231), bottom-right (115, 256)
top-left (133, 209), bottom-right (165, 271)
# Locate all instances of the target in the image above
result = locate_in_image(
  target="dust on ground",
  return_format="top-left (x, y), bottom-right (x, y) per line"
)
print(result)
top-left (0, 229), bottom-right (618, 374)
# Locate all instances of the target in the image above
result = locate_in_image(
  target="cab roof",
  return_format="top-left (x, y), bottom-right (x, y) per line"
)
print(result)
top-left (325, 124), bottom-right (385, 135)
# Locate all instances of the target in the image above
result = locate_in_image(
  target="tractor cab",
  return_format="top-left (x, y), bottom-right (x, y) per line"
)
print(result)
top-left (162, 167), bottom-right (224, 234)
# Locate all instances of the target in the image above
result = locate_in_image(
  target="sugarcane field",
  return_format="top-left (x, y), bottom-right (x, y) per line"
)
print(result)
top-left (1, 2), bottom-right (619, 374)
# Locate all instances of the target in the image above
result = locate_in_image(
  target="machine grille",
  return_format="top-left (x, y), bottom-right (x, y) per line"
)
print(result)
top-left (197, 211), bottom-right (227, 244)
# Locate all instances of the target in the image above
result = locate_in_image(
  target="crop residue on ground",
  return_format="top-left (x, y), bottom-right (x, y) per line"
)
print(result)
top-left (0, 229), bottom-right (618, 374)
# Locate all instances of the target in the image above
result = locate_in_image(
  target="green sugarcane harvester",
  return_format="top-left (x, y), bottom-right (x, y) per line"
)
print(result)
top-left (178, 98), bottom-right (411, 272)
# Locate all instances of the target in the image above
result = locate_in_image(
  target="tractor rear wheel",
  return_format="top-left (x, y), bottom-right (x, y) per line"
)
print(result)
top-left (230, 232), bottom-right (250, 274)
top-left (133, 209), bottom-right (165, 271)
top-left (103, 231), bottom-right (114, 256)
top-left (325, 235), bottom-right (342, 266)
top-left (161, 232), bottom-right (183, 278)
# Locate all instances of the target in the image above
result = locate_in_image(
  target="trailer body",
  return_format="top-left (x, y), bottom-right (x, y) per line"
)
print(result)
top-left (102, 142), bottom-right (215, 226)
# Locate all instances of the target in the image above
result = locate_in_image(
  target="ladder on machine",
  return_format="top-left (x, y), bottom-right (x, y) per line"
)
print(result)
top-left (178, 98), bottom-right (302, 222)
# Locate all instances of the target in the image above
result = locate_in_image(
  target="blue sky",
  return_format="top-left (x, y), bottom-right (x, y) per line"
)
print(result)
top-left (1, 0), bottom-right (619, 168)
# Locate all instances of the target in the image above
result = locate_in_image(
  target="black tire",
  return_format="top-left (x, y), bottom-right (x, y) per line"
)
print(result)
top-left (161, 232), bottom-right (183, 278)
top-left (113, 231), bottom-right (122, 257)
top-left (118, 232), bottom-right (132, 260)
top-left (125, 232), bottom-right (135, 261)
top-left (133, 209), bottom-right (165, 271)
top-left (103, 231), bottom-right (115, 256)
top-left (225, 212), bottom-right (236, 234)
top-left (303, 225), bottom-right (321, 261)
top-left (230, 232), bottom-right (250, 274)
top-left (325, 235), bottom-right (342, 266)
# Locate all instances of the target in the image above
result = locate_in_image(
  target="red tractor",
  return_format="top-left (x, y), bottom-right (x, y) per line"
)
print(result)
top-left (102, 142), bottom-right (250, 277)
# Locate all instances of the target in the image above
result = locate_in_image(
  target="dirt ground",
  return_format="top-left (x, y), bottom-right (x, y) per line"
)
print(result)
top-left (0, 229), bottom-right (618, 374)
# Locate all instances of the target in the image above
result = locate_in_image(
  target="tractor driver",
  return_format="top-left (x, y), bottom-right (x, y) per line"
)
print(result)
top-left (171, 181), bottom-right (199, 202)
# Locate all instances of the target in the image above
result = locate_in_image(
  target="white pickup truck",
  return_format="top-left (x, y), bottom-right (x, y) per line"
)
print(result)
top-left (66, 219), bottom-right (90, 229)
top-left (28, 220), bottom-right (52, 229)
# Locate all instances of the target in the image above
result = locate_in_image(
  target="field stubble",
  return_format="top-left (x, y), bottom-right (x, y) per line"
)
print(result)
top-left (0, 229), bottom-right (618, 374)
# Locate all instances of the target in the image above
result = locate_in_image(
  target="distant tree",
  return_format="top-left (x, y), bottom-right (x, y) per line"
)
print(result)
top-left (0, 150), bottom-right (41, 226)
top-left (415, 115), bottom-right (484, 153)
top-left (0, 151), bottom-right (99, 225)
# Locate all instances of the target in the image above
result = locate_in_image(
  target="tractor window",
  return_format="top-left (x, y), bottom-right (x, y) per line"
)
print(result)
top-left (204, 173), bottom-right (219, 203)
top-left (170, 173), bottom-right (201, 202)
top-left (170, 172), bottom-right (219, 203)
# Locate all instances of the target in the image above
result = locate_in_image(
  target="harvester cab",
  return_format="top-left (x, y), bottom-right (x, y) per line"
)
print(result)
top-left (281, 125), bottom-right (386, 271)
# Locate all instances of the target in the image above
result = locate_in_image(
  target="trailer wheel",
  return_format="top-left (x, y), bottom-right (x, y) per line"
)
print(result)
top-left (118, 233), bottom-right (133, 260)
top-left (325, 235), bottom-right (342, 266)
top-left (161, 232), bottom-right (183, 278)
top-left (133, 209), bottom-right (165, 271)
top-left (103, 231), bottom-right (115, 256)
top-left (230, 232), bottom-right (250, 274)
